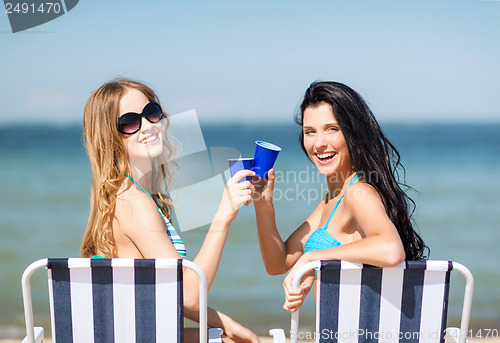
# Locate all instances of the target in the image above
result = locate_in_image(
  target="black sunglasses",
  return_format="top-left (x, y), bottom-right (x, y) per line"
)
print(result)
top-left (117, 102), bottom-right (164, 134)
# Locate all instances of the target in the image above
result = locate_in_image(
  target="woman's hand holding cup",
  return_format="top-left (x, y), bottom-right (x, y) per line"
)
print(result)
top-left (216, 169), bottom-right (255, 223)
top-left (252, 168), bottom-right (275, 205)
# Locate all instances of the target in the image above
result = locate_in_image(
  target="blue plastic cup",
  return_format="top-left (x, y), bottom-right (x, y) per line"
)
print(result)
top-left (228, 158), bottom-right (255, 182)
top-left (253, 141), bottom-right (281, 178)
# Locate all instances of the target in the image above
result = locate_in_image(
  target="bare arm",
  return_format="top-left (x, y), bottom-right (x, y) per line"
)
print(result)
top-left (119, 170), bottom-right (255, 311)
top-left (191, 169), bottom-right (255, 292)
top-left (282, 183), bottom-right (406, 312)
top-left (184, 307), bottom-right (259, 343)
top-left (299, 183), bottom-right (405, 267)
top-left (253, 169), bottom-right (325, 275)
top-left (118, 192), bottom-right (203, 309)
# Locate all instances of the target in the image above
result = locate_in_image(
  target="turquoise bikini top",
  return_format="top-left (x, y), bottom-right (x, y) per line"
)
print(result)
top-left (303, 174), bottom-right (359, 253)
top-left (93, 174), bottom-right (187, 259)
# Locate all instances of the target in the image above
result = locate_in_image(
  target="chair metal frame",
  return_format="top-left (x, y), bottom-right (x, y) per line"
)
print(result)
top-left (22, 258), bottom-right (212, 343)
top-left (270, 260), bottom-right (474, 343)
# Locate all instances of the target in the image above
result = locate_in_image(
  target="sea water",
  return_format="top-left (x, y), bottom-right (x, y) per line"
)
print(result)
top-left (0, 122), bottom-right (499, 337)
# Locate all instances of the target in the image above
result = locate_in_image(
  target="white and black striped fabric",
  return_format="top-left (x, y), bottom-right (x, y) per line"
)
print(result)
top-left (316, 260), bottom-right (452, 343)
top-left (46, 258), bottom-right (183, 343)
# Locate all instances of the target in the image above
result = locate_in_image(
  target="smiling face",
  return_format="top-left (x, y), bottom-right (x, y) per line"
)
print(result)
top-left (302, 102), bottom-right (353, 178)
top-left (118, 88), bottom-right (164, 164)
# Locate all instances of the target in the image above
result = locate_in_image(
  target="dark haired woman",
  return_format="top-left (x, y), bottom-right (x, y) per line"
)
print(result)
top-left (252, 81), bottom-right (427, 312)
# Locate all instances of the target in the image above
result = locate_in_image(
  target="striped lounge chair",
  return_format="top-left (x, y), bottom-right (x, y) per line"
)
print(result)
top-left (269, 260), bottom-right (474, 343)
top-left (21, 258), bottom-right (223, 343)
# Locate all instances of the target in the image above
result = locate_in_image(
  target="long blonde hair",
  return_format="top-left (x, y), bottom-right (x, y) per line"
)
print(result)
top-left (81, 79), bottom-right (176, 258)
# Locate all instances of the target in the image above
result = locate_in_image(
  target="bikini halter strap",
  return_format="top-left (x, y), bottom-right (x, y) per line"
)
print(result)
top-left (124, 173), bottom-right (153, 200)
top-left (323, 173), bottom-right (359, 229)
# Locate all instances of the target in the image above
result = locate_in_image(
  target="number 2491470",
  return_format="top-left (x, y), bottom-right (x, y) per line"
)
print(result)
top-left (5, 2), bottom-right (62, 14)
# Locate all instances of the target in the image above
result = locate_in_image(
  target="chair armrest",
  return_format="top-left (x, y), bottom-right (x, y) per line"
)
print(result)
top-left (209, 328), bottom-right (223, 343)
top-left (269, 328), bottom-right (286, 343)
top-left (21, 326), bottom-right (44, 343)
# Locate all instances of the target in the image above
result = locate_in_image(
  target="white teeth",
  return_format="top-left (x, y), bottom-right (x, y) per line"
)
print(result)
top-left (141, 135), bottom-right (157, 144)
top-left (317, 152), bottom-right (335, 159)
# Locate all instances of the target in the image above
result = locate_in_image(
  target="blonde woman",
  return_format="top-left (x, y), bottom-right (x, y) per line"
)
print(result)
top-left (81, 79), bottom-right (258, 343)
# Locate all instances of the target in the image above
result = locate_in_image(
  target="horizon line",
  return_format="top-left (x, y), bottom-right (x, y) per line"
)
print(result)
top-left (1, 118), bottom-right (500, 129)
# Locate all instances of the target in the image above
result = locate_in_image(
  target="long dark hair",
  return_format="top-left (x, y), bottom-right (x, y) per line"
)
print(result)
top-left (296, 81), bottom-right (427, 260)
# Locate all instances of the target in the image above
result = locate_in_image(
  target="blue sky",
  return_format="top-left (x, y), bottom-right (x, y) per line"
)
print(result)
top-left (1, 0), bottom-right (499, 125)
